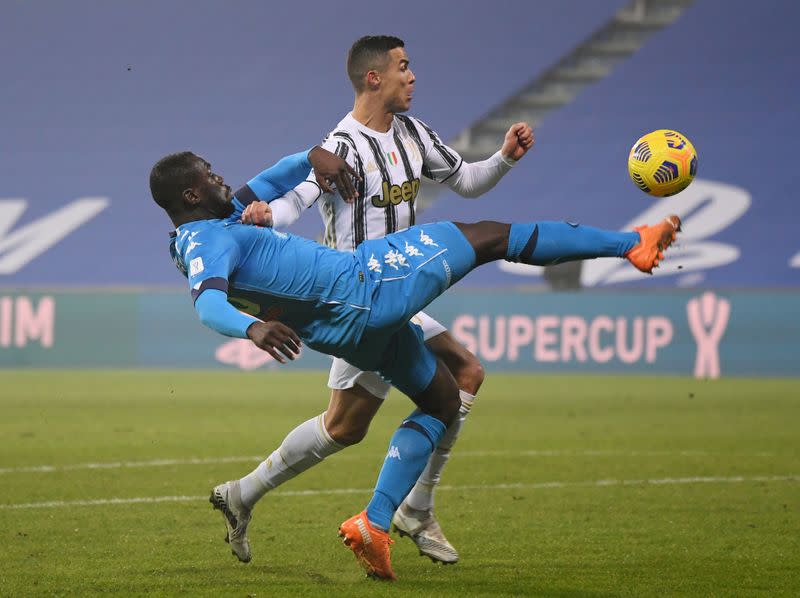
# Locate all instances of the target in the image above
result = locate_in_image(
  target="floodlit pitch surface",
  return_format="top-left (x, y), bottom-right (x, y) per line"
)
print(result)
top-left (1, 371), bottom-right (798, 596)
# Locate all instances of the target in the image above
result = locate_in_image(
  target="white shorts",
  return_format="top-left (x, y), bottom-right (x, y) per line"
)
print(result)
top-left (327, 311), bottom-right (447, 399)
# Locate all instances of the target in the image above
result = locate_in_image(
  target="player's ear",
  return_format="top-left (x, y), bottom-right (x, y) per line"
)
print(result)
top-left (182, 187), bottom-right (200, 206)
top-left (366, 69), bottom-right (381, 90)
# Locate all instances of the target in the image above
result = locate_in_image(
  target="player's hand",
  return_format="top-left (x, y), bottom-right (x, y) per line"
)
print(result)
top-left (308, 146), bottom-right (361, 203)
top-left (246, 321), bottom-right (302, 364)
top-left (501, 122), bottom-right (535, 161)
top-left (241, 201), bottom-right (273, 227)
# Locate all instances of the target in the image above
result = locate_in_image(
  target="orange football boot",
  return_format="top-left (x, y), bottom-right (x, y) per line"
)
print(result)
top-left (626, 214), bottom-right (682, 274)
top-left (338, 510), bottom-right (397, 581)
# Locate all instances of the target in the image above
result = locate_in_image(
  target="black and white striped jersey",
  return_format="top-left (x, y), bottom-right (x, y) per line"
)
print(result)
top-left (283, 112), bottom-right (464, 251)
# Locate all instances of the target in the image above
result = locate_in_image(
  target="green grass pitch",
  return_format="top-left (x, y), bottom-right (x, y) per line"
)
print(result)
top-left (1, 371), bottom-right (798, 597)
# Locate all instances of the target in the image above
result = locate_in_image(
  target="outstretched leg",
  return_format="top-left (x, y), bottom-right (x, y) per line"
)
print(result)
top-left (454, 216), bottom-right (681, 274)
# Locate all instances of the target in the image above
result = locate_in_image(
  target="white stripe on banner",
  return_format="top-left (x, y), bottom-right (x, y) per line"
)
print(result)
top-left (1, 475), bottom-right (796, 510)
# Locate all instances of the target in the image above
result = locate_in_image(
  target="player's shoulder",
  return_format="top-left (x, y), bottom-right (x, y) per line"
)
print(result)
top-left (174, 219), bottom-right (233, 255)
top-left (394, 113), bottom-right (421, 127)
top-left (394, 113), bottom-right (439, 143)
top-left (319, 114), bottom-right (368, 169)
top-left (395, 113), bottom-right (429, 131)
top-left (321, 113), bottom-right (360, 146)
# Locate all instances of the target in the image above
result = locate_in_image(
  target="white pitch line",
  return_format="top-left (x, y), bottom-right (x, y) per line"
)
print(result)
top-left (461, 449), bottom-right (779, 458)
top-left (0, 449), bottom-right (780, 476)
top-left (1, 475), bottom-right (797, 510)
top-left (0, 456), bottom-right (263, 475)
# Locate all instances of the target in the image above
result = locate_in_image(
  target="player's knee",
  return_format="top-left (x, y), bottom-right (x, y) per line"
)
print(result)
top-left (453, 355), bottom-right (485, 395)
top-left (429, 334), bottom-right (485, 394)
top-left (326, 419), bottom-right (370, 446)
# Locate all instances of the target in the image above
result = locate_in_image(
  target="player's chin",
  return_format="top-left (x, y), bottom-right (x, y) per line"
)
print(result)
top-left (219, 202), bottom-right (235, 218)
top-left (393, 99), bottom-right (412, 113)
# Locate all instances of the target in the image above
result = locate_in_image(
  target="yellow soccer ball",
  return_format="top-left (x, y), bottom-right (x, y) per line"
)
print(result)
top-left (628, 129), bottom-right (698, 197)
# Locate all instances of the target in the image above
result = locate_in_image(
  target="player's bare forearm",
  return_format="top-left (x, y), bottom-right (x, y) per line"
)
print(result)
top-left (246, 320), bottom-right (302, 364)
top-left (501, 122), bottom-right (535, 161)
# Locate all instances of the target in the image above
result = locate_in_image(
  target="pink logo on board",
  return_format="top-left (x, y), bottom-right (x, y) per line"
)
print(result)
top-left (686, 292), bottom-right (730, 379)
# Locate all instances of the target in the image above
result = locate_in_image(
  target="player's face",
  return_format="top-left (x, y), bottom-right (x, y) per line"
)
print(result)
top-left (192, 158), bottom-right (234, 218)
top-left (380, 47), bottom-right (415, 114)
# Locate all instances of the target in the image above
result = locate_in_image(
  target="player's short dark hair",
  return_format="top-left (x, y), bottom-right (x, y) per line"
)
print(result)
top-left (149, 151), bottom-right (200, 211)
top-left (347, 35), bottom-right (405, 92)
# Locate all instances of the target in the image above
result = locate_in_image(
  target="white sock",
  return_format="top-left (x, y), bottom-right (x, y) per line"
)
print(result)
top-left (239, 412), bottom-right (344, 509)
top-left (405, 390), bottom-right (475, 512)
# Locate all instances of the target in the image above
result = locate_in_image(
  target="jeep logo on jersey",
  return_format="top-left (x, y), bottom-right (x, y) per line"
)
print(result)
top-left (0, 198), bottom-right (109, 275)
top-left (371, 178), bottom-right (421, 208)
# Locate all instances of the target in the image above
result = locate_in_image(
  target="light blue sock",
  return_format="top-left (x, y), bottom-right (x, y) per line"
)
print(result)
top-left (506, 221), bottom-right (640, 265)
top-left (366, 410), bottom-right (447, 530)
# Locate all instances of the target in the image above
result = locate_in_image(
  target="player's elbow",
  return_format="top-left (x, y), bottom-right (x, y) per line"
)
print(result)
top-left (196, 302), bottom-right (221, 332)
top-left (457, 188), bottom-right (483, 199)
top-left (450, 180), bottom-right (490, 199)
top-left (197, 311), bottom-right (216, 331)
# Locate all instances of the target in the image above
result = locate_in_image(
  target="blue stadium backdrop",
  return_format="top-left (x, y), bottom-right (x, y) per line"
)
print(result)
top-left (1, 0), bottom-right (798, 375)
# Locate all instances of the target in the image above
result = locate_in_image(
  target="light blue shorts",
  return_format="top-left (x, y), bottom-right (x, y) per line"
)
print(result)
top-left (344, 222), bottom-right (476, 397)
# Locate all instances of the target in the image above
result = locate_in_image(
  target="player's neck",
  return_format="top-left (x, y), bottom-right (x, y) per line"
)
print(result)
top-left (169, 209), bottom-right (214, 229)
top-left (170, 213), bottom-right (197, 228)
top-left (352, 97), bottom-right (393, 133)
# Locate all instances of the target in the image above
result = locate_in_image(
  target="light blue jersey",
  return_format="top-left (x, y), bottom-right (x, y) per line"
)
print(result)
top-left (174, 219), bottom-right (371, 356)
top-left (169, 150), bottom-right (477, 396)
top-left (174, 218), bottom-right (474, 395)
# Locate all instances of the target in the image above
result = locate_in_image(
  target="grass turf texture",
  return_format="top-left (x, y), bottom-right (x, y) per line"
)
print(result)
top-left (0, 371), bottom-right (798, 597)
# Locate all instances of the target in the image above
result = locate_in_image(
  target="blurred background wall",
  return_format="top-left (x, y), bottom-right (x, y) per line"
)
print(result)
top-left (2, 0), bottom-right (798, 375)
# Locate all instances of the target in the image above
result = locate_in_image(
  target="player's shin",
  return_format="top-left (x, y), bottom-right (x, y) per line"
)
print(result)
top-left (365, 410), bottom-right (447, 530)
top-left (505, 222), bottom-right (639, 265)
top-left (238, 412), bottom-right (344, 508)
top-left (405, 390), bottom-right (475, 511)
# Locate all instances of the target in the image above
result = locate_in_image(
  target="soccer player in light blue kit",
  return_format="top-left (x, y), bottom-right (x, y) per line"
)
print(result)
top-left (151, 148), bottom-right (681, 580)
